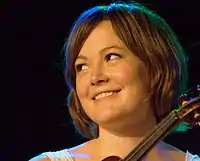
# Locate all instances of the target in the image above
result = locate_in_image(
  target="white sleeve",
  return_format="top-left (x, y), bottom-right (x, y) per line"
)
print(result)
top-left (41, 149), bottom-right (74, 161)
top-left (186, 151), bottom-right (200, 161)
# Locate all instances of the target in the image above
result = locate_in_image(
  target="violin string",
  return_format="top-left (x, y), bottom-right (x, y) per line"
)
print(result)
top-left (124, 111), bottom-right (178, 161)
top-left (123, 96), bottom-right (200, 161)
top-left (130, 97), bottom-right (200, 160)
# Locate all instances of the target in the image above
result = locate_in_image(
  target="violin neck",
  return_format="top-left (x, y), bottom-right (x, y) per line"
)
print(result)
top-left (123, 110), bottom-right (180, 161)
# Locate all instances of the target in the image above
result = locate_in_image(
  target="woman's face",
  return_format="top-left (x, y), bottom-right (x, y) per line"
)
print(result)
top-left (75, 20), bottom-right (154, 128)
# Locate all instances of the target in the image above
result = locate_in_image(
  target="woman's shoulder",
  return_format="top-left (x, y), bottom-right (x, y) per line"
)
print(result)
top-left (160, 142), bottom-right (200, 161)
top-left (29, 148), bottom-right (76, 161)
top-left (28, 140), bottom-right (94, 161)
top-left (29, 154), bottom-right (51, 161)
top-left (166, 150), bottom-right (200, 161)
top-left (186, 151), bottom-right (200, 161)
top-left (67, 140), bottom-right (97, 161)
top-left (29, 148), bottom-right (74, 161)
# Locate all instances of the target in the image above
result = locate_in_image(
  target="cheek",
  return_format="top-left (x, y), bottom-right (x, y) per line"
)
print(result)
top-left (76, 75), bottom-right (90, 100)
top-left (76, 85), bottom-right (83, 100)
top-left (115, 63), bottom-right (139, 84)
top-left (117, 62), bottom-right (149, 93)
top-left (76, 77), bottom-right (85, 99)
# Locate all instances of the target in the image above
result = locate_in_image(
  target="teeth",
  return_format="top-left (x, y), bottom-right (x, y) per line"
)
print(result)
top-left (95, 91), bottom-right (118, 100)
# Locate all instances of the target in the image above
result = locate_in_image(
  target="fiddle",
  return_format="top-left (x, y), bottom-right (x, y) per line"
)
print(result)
top-left (102, 85), bottom-right (200, 161)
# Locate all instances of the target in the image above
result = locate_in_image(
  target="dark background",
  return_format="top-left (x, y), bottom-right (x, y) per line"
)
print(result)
top-left (9, 0), bottom-right (200, 160)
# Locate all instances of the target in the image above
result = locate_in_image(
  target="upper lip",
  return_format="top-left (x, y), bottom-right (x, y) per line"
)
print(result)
top-left (91, 89), bottom-right (121, 100)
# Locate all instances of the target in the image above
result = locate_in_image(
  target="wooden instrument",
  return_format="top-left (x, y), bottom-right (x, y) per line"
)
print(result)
top-left (102, 85), bottom-right (200, 161)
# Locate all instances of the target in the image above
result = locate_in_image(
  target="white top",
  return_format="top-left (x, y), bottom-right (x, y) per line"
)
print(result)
top-left (38, 149), bottom-right (200, 161)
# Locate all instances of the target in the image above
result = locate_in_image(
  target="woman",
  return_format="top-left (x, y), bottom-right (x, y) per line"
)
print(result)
top-left (30, 1), bottom-right (200, 161)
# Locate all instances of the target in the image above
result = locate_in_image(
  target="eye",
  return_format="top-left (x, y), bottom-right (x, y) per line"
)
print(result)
top-left (75, 64), bottom-right (88, 72)
top-left (105, 53), bottom-right (121, 62)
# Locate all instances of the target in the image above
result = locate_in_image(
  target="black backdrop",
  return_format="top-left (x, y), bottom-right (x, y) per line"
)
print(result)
top-left (11, 0), bottom-right (200, 160)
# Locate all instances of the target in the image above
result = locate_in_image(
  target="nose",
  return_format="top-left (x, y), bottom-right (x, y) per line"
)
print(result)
top-left (90, 66), bottom-right (109, 86)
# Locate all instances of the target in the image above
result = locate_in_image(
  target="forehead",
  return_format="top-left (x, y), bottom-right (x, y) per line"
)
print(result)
top-left (79, 20), bottom-right (125, 55)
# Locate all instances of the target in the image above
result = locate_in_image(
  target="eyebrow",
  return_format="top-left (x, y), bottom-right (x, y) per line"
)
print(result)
top-left (75, 45), bottom-right (124, 61)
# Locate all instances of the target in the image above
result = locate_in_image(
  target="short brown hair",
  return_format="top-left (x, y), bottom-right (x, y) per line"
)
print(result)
top-left (63, 1), bottom-right (188, 139)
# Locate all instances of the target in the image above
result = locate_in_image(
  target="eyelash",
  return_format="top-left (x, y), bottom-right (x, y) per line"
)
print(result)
top-left (105, 53), bottom-right (121, 62)
top-left (75, 64), bottom-right (86, 72)
top-left (75, 53), bottom-right (121, 72)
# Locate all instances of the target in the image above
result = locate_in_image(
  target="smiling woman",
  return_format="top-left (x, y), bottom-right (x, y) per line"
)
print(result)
top-left (29, 1), bottom-right (200, 161)
top-left (74, 20), bottom-right (151, 135)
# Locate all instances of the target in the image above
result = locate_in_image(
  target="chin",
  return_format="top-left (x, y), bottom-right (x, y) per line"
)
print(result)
top-left (93, 111), bottom-right (126, 127)
top-left (94, 114), bottom-right (118, 124)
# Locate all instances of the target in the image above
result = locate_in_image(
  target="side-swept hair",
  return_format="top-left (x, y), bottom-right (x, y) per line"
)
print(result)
top-left (63, 1), bottom-right (188, 139)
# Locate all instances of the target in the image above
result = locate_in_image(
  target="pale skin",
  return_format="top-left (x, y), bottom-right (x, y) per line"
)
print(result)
top-left (31, 20), bottom-right (187, 161)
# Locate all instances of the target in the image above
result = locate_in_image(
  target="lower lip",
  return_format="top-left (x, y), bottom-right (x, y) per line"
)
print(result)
top-left (94, 90), bottom-right (121, 101)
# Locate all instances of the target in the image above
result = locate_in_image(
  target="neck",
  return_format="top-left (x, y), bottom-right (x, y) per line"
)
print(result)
top-left (94, 118), bottom-right (157, 160)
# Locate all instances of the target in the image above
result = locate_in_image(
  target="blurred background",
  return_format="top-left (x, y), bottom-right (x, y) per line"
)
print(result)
top-left (9, 0), bottom-right (200, 160)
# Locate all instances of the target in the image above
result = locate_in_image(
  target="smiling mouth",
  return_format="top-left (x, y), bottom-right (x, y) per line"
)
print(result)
top-left (93, 90), bottom-right (121, 100)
